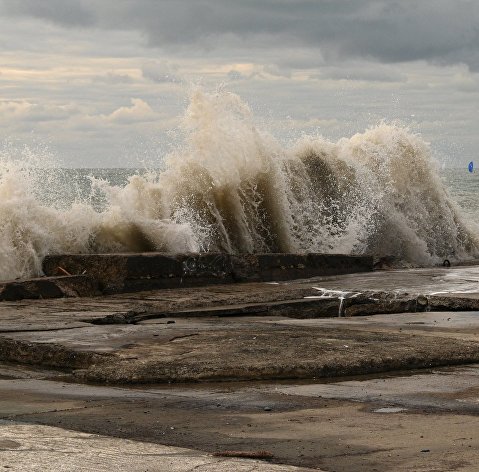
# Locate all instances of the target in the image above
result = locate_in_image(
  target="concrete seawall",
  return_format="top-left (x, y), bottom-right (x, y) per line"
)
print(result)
top-left (42, 252), bottom-right (373, 294)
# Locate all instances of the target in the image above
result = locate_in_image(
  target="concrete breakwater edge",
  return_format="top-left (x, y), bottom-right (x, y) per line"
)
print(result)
top-left (0, 252), bottom-right (372, 299)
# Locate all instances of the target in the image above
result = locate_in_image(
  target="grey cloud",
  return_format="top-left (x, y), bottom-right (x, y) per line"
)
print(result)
top-left (107, 98), bottom-right (157, 124)
top-left (317, 63), bottom-right (407, 83)
top-left (142, 61), bottom-right (182, 83)
top-left (92, 72), bottom-right (135, 84)
top-left (275, 49), bottom-right (325, 71)
top-left (1, 0), bottom-right (479, 168)
top-left (262, 64), bottom-right (291, 79)
top-left (227, 70), bottom-right (247, 81)
top-left (2, 0), bottom-right (479, 69)
top-left (0, 99), bottom-right (79, 123)
top-left (332, 2), bottom-right (479, 66)
top-left (1, 0), bottom-right (94, 26)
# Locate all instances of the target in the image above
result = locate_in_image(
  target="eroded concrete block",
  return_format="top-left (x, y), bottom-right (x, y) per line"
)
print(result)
top-left (0, 276), bottom-right (100, 301)
top-left (43, 252), bottom-right (373, 294)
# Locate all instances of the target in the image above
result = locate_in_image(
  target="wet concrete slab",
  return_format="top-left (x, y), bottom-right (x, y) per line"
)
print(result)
top-left (0, 266), bottom-right (479, 383)
top-left (300, 265), bottom-right (479, 295)
top-left (0, 364), bottom-right (478, 471)
top-left (1, 312), bottom-right (479, 383)
top-left (0, 423), bottom-right (315, 471)
top-left (271, 311), bottom-right (479, 340)
top-left (1, 265), bottom-right (479, 470)
top-left (278, 364), bottom-right (479, 412)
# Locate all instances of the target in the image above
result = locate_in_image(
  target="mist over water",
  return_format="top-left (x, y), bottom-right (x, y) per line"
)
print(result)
top-left (1, 90), bottom-right (478, 281)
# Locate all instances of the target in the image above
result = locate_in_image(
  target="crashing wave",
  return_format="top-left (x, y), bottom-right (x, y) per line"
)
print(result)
top-left (0, 89), bottom-right (477, 280)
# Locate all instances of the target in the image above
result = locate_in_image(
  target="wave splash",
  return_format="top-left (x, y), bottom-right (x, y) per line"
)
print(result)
top-left (1, 89), bottom-right (478, 280)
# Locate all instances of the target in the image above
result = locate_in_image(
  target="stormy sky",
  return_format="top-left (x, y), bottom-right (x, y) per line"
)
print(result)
top-left (0, 0), bottom-right (478, 167)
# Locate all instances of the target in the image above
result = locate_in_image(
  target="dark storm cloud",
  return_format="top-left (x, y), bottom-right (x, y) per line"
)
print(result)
top-left (1, 0), bottom-right (94, 26)
top-left (1, 0), bottom-right (479, 68)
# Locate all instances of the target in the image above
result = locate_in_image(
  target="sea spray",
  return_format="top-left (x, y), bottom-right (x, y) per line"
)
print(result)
top-left (0, 147), bottom-right (94, 279)
top-left (0, 89), bottom-right (478, 281)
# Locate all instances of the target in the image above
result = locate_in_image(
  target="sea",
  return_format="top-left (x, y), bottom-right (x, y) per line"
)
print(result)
top-left (1, 90), bottom-right (478, 280)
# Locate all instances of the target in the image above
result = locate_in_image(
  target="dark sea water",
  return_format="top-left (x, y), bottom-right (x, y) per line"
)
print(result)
top-left (441, 168), bottom-right (479, 222)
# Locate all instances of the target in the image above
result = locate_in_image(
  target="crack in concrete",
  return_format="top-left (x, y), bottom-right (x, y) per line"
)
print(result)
top-left (80, 292), bottom-right (479, 328)
top-left (188, 459), bottom-right (228, 471)
top-left (0, 325), bottom-right (91, 334)
top-left (169, 334), bottom-right (200, 343)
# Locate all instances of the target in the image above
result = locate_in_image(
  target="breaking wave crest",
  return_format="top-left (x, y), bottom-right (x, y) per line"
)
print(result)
top-left (1, 89), bottom-right (478, 280)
